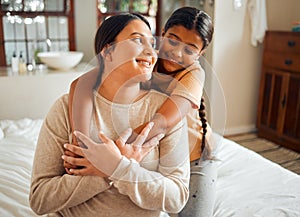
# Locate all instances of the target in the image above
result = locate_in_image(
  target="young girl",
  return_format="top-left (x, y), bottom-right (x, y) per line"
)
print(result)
top-left (30, 13), bottom-right (190, 216)
top-left (65, 7), bottom-right (216, 217)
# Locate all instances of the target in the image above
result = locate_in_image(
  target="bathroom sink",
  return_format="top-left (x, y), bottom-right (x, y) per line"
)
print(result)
top-left (37, 51), bottom-right (84, 70)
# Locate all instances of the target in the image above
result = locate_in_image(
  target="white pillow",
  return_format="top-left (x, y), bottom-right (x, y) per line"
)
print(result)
top-left (0, 119), bottom-right (43, 142)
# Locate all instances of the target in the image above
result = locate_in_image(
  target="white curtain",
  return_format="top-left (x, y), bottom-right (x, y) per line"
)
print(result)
top-left (248, 0), bottom-right (268, 46)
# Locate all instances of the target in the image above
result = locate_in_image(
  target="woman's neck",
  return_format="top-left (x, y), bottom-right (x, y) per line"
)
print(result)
top-left (98, 75), bottom-right (144, 104)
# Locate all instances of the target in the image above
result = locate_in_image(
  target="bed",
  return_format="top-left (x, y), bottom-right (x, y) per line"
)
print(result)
top-left (0, 72), bottom-right (300, 217)
top-left (0, 117), bottom-right (300, 217)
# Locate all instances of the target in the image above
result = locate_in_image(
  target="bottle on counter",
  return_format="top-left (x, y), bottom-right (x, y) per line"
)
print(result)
top-left (18, 51), bottom-right (27, 75)
top-left (11, 51), bottom-right (19, 75)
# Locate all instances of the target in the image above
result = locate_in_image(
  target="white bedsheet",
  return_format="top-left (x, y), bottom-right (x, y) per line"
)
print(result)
top-left (0, 119), bottom-right (43, 217)
top-left (214, 135), bottom-right (300, 217)
top-left (0, 119), bottom-right (299, 217)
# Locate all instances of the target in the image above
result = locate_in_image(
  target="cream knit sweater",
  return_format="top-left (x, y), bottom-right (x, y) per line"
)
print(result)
top-left (29, 90), bottom-right (190, 217)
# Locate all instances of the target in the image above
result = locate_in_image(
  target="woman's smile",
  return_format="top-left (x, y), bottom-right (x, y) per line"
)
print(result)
top-left (136, 58), bottom-right (152, 68)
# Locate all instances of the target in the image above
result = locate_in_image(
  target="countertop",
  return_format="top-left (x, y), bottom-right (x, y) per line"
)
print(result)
top-left (0, 62), bottom-right (94, 77)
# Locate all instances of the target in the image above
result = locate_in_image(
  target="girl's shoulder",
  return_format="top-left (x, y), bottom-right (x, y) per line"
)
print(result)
top-left (175, 61), bottom-right (204, 80)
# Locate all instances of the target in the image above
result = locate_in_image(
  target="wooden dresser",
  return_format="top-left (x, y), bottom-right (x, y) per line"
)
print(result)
top-left (257, 31), bottom-right (300, 152)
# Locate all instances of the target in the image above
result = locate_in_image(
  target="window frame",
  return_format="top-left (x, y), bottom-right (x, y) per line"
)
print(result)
top-left (0, 0), bottom-right (75, 66)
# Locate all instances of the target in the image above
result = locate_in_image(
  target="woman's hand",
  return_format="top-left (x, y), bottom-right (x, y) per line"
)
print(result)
top-left (69, 131), bottom-right (122, 176)
top-left (62, 143), bottom-right (108, 177)
top-left (63, 122), bottom-right (164, 176)
top-left (63, 148), bottom-right (80, 174)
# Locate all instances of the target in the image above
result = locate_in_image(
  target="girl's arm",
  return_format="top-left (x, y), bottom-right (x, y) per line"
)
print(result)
top-left (130, 95), bottom-right (193, 142)
top-left (133, 64), bottom-right (205, 143)
top-left (71, 67), bottom-right (99, 136)
top-left (64, 68), bottom-right (98, 173)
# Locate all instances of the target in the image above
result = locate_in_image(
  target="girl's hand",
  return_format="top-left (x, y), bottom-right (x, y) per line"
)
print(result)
top-left (115, 122), bottom-right (164, 162)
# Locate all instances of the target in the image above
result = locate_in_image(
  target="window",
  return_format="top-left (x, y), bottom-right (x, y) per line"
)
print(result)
top-left (0, 0), bottom-right (75, 66)
top-left (97, 0), bottom-right (161, 36)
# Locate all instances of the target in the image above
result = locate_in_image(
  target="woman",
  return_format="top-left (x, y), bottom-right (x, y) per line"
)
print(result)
top-left (29, 13), bottom-right (190, 217)
top-left (64, 7), bottom-right (217, 217)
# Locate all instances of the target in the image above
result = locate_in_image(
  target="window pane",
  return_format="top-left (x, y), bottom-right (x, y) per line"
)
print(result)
top-left (59, 40), bottom-right (69, 51)
top-left (0, 0), bottom-right (24, 11)
top-left (37, 41), bottom-right (48, 52)
top-left (48, 17), bottom-right (59, 38)
top-left (1, 0), bottom-right (14, 11)
top-left (24, 0), bottom-right (45, 11)
top-left (26, 20), bottom-right (37, 39)
top-left (27, 41), bottom-right (36, 63)
top-left (58, 17), bottom-right (68, 39)
top-left (4, 42), bottom-right (15, 65)
top-left (149, 0), bottom-right (157, 16)
top-left (13, 0), bottom-right (23, 11)
top-left (3, 16), bottom-right (14, 40)
top-left (15, 18), bottom-right (25, 40)
top-left (50, 41), bottom-right (59, 51)
top-left (98, 0), bottom-right (129, 13)
top-left (45, 0), bottom-right (64, 11)
top-left (35, 16), bottom-right (46, 39)
top-left (133, 0), bottom-right (149, 13)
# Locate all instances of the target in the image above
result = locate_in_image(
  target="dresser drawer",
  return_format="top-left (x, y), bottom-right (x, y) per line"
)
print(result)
top-left (264, 51), bottom-right (300, 73)
top-left (265, 31), bottom-right (300, 54)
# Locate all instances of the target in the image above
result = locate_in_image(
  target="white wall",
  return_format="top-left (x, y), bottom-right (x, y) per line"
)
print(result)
top-left (211, 0), bottom-right (300, 135)
top-left (0, 72), bottom-right (83, 119)
top-left (266, 0), bottom-right (300, 31)
top-left (74, 0), bottom-right (97, 63)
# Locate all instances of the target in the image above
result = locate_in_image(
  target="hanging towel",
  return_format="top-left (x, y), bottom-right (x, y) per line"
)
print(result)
top-left (248, 0), bottom-right (268, 46)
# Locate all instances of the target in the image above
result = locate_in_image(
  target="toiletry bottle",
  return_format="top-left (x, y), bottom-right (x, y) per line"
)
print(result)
top-left (11, 51), bottom-right (19, 75)
top-left (18, 51), bottom-right (27, 75)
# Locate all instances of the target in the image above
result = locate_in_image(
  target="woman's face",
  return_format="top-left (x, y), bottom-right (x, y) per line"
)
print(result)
top-left (159, 25), bottom-right (204, 74)
top-left (106, 19), bottom-right (157, 84)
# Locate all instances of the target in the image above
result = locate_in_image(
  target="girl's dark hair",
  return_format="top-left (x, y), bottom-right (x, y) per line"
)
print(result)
top-left (165, 7), bottom-right (214, 154)
top-left (164, 6), bottom-right (214, 51)
top-left (93, 13), bottom-right (151, 90)
top-left (199, 97), bottom-right (207, 152)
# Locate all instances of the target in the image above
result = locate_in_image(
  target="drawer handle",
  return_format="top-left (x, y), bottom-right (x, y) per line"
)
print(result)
top-left (284, 59), bottom-right (293, 65)
top-left (287, 40), bottom-right (296, 47)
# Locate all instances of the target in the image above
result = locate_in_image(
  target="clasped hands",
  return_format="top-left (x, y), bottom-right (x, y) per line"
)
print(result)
top-left (62, 122), bottom-right (164, 177)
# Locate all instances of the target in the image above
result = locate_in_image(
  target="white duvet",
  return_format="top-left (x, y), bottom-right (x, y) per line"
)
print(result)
top-left (0, 119), bottom-right (299, 217)
top-left (0, 119), bottom-right (43, 217)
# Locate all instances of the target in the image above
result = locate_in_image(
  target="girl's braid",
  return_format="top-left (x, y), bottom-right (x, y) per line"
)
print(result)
top-left (199, 97), bottom-right (207, 152)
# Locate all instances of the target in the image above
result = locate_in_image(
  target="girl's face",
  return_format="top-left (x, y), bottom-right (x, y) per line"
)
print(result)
top-left (105, 19), bottom-right (157, 84)
top-left (159, 25), bottom-right (204, 74)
